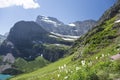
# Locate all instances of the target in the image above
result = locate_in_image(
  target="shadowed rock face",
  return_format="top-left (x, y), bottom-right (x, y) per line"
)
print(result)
top-left (7, 21), bottom-right (49, 44)
top-left (0, 21), bottom-right (71, 61)
top-left (0, 21), bottom-right (49, 59)
top-left (0, 21), bottom-right (52, 59)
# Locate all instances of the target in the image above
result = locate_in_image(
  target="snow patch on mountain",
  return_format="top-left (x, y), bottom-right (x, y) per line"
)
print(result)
top-left (62, 38), bottom-right (76, 41)
top-left (50, 32), bottom-right (79, 41)
top-left (68, 23), bottom-right (76, 27)
top-left (50, 32), bottom-right (79, 38)
top-left (41, 17), bottom-right (58, 27)
top-left (49, 34), bottom-right (59, 38)
top-left (36, 15), bottom-right (96, 36)
top-left (37, 15), bottom-right (62, 27)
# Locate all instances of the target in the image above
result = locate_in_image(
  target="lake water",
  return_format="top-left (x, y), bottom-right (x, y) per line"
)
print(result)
top-left (0, 74), bottom-right (12, 80)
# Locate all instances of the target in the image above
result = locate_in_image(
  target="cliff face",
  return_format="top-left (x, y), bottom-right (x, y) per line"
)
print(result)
top-left (36, 15), bottom-right (96, 36)
top-left (0, 21), bottom-right (48, 59)
top-left (7, 21), bottom-right (49, 44)
top-left (0, 21), bottom-right (71, 61)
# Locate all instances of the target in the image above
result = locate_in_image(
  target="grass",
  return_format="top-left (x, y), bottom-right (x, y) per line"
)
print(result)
top-left (10, 55), bottom-right (73, 80)
top-left (13, 56), bottom-right (49, 73)
top-left (10, 38), bottom-right (120, 80)
top-left (10, 16), bottom-right (120, 80)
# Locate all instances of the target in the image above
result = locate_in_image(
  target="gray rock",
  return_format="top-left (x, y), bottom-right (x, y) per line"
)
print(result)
top-left (36, 15), bottom-right (96, 36)
top-left (3, 53), bottom-right (15, 64)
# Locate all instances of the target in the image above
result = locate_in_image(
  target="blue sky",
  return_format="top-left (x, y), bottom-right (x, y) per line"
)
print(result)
top-left (0, 0), bottom-right (116, 35)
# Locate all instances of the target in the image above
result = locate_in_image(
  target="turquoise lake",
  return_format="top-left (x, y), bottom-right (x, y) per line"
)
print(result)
top-left (0, 74), bottom-right (12, 80)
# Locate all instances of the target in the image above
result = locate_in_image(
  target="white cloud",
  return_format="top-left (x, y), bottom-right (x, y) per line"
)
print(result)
top-left (0, 0), bottom-right (40, 9)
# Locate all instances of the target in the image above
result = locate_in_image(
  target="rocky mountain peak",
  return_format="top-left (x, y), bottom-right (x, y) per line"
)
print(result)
top-left (0, 20), bottom-right (72, 61)
top-left (36, 15), bottom-right (96, 36)
top-left (36, 15), bottom-right (63, 26)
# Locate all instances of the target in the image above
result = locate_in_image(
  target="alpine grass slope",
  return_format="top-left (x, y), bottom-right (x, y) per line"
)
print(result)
top-left (10, 0), bottom-right (120, 80)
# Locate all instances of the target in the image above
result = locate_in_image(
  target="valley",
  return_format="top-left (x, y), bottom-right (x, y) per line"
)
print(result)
top-left (0, 0), bottom-right (119, 80)
top-left (9, 0), bottom-right (120, 80)
top-left (0, 13), bottom-right (96, 77)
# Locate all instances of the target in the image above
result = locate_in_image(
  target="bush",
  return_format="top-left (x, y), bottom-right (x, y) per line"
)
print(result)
top-left (97, 71), bottom-right (109, 80)
top-left (71, 67), bottom-right (99, 80)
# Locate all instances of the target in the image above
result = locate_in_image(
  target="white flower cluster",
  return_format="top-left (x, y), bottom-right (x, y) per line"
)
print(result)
top-left (102, 54), bottom-right (104, 57)
top-left (64, 76), bottom-right (68, 79)
top-left (76, 67), bottom-right (81, 71)
top-left (57, 74), bottom-right (60, 78)
top-left (81, 60), bottom-right (86, 66)
top-left (117, 48), bottom-right (120, 51)
top-left (58, 64), bottom-right (67, 71)
top-left (96, 57), bottom-right (98, 59)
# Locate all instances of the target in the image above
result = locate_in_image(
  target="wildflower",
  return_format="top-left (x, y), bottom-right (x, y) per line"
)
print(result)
top-left (64, 64), bottom-right (66, 68)
top-left (96, 57), bottom-right (98, 59)
top-left (61, 66), bottom-right (64, 69)
top-left (102, 54), bottom-right (104, 57)
top-left (76, 67), bottom-right (80, 71)
top-left (117, 48), bottom-right (120, 51)
top-left (81, 60), bottom-right (85, 66)
top-left (57, 74), bottom-right (60, 77)
top-left (64, 76), bottom-right (68, 79)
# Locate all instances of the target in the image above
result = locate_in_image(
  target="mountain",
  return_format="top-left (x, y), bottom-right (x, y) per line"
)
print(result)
top-left (0, 34), bottom-right (6, 45)
top-left (3, 32), bottom-right (9, 37)
top-left (98, 0), bottom-right (120, 25)
top-left (0, 21), bottom-right (72, 61)
top-left (0, 21), bottom-right (73, 73)
top-left (36, 15), bottom-right (96, 36)
top-left (10, 0), bottom-right (120, 80)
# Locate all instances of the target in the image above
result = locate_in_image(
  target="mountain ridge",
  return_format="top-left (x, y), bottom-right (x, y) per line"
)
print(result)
top-left (0, 21), bottom-right (72, 61)
top-left (0, 21), bottom-right (72, 73)
top-left (36, 15), bottom-right (96, 36)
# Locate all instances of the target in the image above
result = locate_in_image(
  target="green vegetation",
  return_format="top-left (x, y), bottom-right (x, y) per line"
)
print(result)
top-left (13, 56), bottom-right (49, 73)
top-left (10, 55), bottom-right (73, 80)
top-left (10, 15), bottom-right (120, 80)
top-left (73, 17), bottom-right (117, 55)
top-left (11, 17), bottom-right (120, 80)
top-left (33, 43), bottom-right (70, 62)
